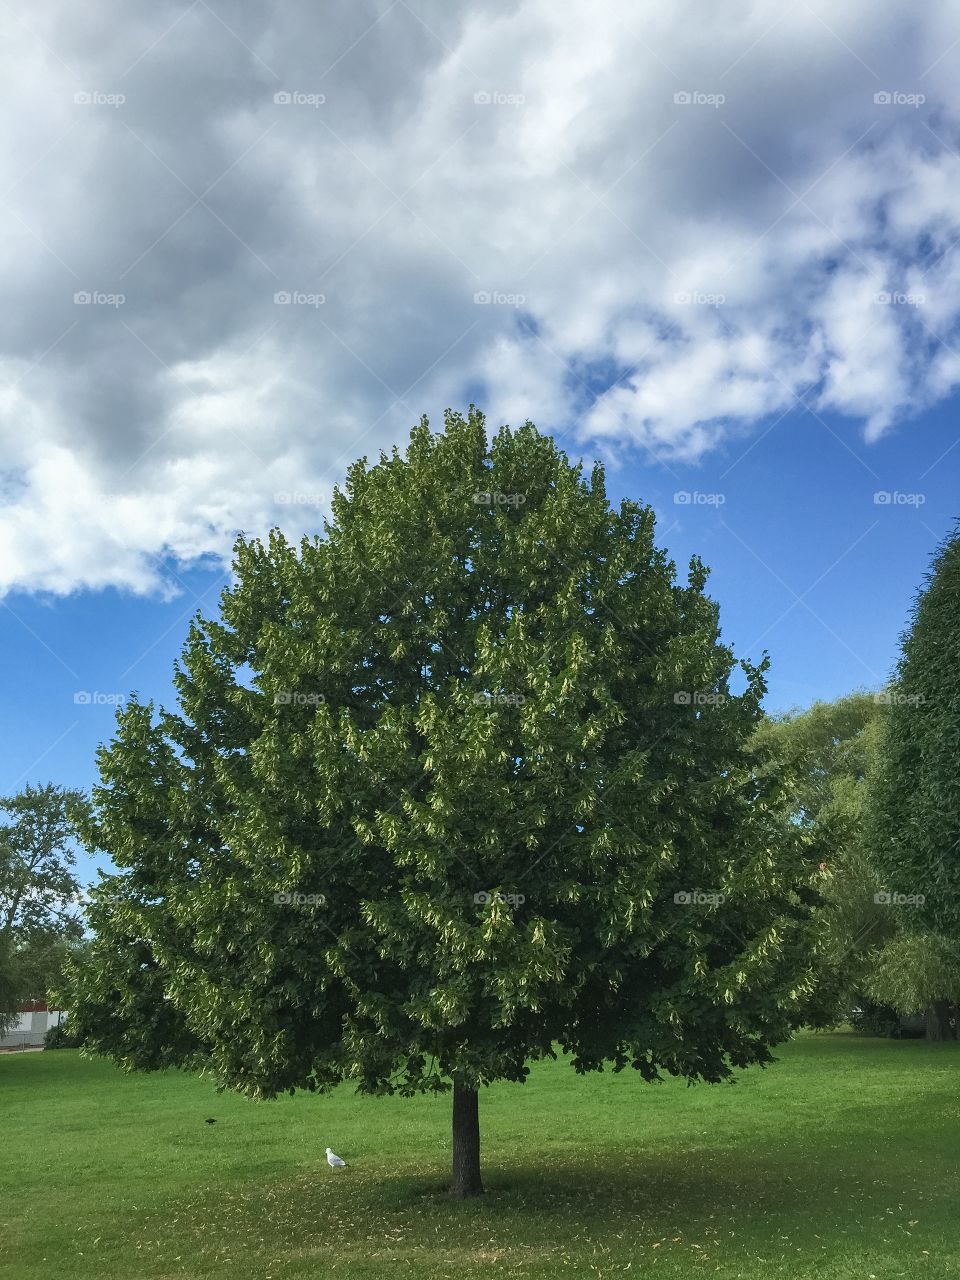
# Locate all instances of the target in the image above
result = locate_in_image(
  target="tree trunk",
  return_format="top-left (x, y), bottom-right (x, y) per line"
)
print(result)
top-left (450, 1080), bottom-right (484, 1198)
top-left (924, 1000), bottom-right (954, 1040)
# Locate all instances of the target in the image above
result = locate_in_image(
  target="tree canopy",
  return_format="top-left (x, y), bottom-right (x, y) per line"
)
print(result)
top-left (750, 693), bottom-right (887, 1027)
top-left (68, 410), bottom-right (818, 1195)
top-left (869, 527), bottom-right (960, 937)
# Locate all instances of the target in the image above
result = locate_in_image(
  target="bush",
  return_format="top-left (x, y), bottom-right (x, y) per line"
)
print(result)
top-left (849, 999), bottom-right (901, 1037)
top-left (43, 1021), bottom-right (82, 1050)
top-left (849, 998), bottom-right (925, 1038)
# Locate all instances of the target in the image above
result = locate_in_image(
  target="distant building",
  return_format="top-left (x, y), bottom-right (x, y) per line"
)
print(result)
top-left (0, 1002), bottom-right (68, 1050)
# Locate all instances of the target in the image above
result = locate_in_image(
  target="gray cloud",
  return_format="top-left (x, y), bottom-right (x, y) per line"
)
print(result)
top-left (1, 0), bottom-right (959, 592)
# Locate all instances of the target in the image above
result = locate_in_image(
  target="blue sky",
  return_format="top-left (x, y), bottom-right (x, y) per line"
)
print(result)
top-left (2, 2), bottom-right (960, 884)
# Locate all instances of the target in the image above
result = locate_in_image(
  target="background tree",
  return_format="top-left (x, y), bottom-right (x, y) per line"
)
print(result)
top-left (866, 931), bottom-right (960, 1040)
top-left (16, 933), bottom-right (84, 1000)
top-left (0, 932), bottom-right (17, 1037)
top-left (754, 691), bottom-right (960, 1038)
top-left (68, 410), bottom-right (817, 1197)
top-left (0, 783), bottom-right (87, 1032)
top-left (870, 527), bottom-right (960, 936)
top-left (750, 693), bottom-right (888, 1027)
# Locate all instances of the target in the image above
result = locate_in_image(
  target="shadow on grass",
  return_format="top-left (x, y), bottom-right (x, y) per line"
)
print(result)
top-left (292, 1147), bottom-right (876, 1223)
top-left (144, 1136), bottom-right (956, 1278)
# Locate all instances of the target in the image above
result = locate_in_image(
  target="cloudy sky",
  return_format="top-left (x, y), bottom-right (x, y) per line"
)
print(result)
top-left (2, 0), bottom-right (960, 875)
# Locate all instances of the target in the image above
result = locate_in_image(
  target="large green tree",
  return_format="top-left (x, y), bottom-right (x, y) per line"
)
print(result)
top-left (69, 410), bottom-right (817, 1196)
top-left (870, 528), bottom-right (960, 937)
top-left (0, 783), bottom-right (86, 1033)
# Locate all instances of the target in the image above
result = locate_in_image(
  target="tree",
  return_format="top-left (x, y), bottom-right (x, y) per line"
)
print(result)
top-left (16, 933), bottom-right (84, 1002)
top-left (870, 528), bottom-right (960, 937)
top-left (69, 410), bottom-right (817, 1197)
top-left (867, 932), bottom-right (960, 1040)
top-left (0, 932), bottom-right (18, 1038)
top-left (755, 691), bottom-right (960, 1039)
top-left (750, 693), bottom-right (889, 1027)
top-left (0, 784), bottom-right (87, 1033)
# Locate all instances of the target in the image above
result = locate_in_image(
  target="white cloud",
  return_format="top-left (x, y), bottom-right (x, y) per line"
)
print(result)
top-left (1, 0), bottom-right (959, 594)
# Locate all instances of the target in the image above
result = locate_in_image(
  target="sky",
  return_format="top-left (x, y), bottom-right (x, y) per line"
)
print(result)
top-left (1, 0), bottom-right (959, 884)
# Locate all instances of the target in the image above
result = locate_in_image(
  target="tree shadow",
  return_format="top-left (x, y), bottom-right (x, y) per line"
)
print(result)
top-left (383, 1147), bottom-right (853, 1222)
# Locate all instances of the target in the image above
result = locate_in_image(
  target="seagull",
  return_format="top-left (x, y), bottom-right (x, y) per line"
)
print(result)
top-left (326, 1147), bottom-right (347, 1169)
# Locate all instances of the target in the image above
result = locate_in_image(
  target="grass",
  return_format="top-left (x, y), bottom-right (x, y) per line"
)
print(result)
top-left (1, 1034), bottom-right (959, 1279)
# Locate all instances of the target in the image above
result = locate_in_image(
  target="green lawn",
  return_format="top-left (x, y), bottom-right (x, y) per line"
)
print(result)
top-left (1, 1035), bottom-right (958, 1279)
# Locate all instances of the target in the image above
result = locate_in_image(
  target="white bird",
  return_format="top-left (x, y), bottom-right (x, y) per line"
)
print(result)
top-left (326, 1147), bottom-right (347, 1169)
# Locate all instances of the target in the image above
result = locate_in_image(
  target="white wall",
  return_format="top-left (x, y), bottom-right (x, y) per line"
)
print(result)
top-left (0, 1009), bottom-right (68, 1048)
